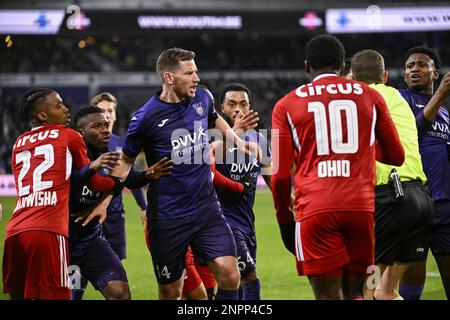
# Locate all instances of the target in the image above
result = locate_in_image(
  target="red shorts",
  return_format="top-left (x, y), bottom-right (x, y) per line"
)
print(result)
top-left (295, 211), bottom-right (374, 278)
top-left (183, 247), bottom-right (202, 295)
top-left (196, 264), bottom-right (216, 290)
top-left (2, 230), bottom-right (70, 300)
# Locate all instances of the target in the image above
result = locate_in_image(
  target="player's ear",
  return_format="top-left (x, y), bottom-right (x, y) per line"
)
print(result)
top-left (432, 68), bottom-right (439, 81)
top-left (36, 111), bottom-right (47, 122)
top-left (383, 70), bottom-right (389, 84)
top-left (337, 63), bottom-right (344, 76)
top-left (163, 71), bottom-right (174, 85)
top-left (304, 60), bottom-right (310, 74)
top-left (76, 128), bottom-right (84, 137)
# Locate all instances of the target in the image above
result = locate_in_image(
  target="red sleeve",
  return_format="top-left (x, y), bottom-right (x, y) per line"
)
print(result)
top-left (212, 163), bottom-right (244, 193)
top-left (67, 130), bottom-right (115, 192)
top-left (372, 89), bottom-right (405, 166)
top-left (271, 98), bottom-right (295, 224)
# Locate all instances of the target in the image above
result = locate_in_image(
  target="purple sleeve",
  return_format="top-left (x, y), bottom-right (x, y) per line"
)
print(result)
top-left (124, 168), bottom-right (148, 189)
top-left (123, 109), bottom-right (147, 158)
top-left (71, 164), bottom-right (94, 186)
top-left (416, 110), bottom-right (433, 141)
top-left (131, 188), bottom-right (147, 210)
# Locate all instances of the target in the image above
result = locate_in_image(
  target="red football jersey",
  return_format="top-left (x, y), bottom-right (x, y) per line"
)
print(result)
top-left (272, 74), bottom-right (404, 223)
top-left (6, 125), bottom-right (111, 239)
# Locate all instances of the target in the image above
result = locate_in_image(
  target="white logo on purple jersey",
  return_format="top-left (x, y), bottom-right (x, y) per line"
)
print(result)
top-left (192, 102), bottom-right (205, 116)
top-left (158, 119), bottom-right (169, 127)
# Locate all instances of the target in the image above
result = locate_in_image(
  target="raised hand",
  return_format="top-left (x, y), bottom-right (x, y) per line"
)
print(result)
top-left (89, 151), bottom-right (121, 172)
top-left (436, 72), bottom-right (450, 98)
top-left (233, 110), bottom-right (259, 132)
top-left (145, 157), bottom-right (173, 180)
top-left (72, 193), bottom-right (113, 226)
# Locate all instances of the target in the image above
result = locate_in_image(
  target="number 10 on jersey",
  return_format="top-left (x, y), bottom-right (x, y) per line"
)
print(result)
top-left (308, 100), bottom-right (358, 178)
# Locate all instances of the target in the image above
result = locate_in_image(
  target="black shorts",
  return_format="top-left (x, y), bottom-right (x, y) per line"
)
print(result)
top-left (375, 180), bottom-right (433, 265)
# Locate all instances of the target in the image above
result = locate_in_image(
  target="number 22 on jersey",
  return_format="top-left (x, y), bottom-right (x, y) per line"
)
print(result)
top-left (16, 144), bottom-right (55, 196)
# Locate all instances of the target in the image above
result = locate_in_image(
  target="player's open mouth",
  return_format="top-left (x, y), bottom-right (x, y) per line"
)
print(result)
top-left (190, 86), bottom-right (196, 93)
top-left (101, 135), bottom-right (110, 142)
top-left (410, 74), bottom-right (421, 81)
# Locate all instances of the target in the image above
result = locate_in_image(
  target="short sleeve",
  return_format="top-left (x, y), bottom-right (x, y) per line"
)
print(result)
top-left (123, 109), bottom-right (147, 159)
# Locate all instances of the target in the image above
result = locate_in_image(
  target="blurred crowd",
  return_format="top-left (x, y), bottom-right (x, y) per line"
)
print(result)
top-left (1, 32), bottom-right (449, 72)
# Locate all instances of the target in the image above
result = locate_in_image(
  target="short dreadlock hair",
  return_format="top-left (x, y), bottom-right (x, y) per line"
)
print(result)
top-left (21, 88), bottom-right (54, 123)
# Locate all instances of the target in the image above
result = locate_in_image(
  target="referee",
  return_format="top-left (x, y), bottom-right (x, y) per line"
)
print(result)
top-left (351, 49), bottom-right (434, 300)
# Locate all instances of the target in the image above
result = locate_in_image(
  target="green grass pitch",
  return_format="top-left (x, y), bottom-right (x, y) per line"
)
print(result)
top-left (0, 191), bottom-right (447, 300)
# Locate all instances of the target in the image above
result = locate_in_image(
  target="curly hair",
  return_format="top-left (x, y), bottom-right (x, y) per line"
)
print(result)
top-left (305, 34), bottom-right (345, 71)
top-left (73, 105), bottom-right (105, 129)
top-left (404, 46), bottom-right (441, 70)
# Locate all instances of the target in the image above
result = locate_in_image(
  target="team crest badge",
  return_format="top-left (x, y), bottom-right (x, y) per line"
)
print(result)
top-left (192, 102), bottom-right (204, 116)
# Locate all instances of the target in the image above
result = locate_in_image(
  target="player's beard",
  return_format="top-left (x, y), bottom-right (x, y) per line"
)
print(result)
top-left (87, 142), bottom-right (109, 153)
top-left (409, 83), bottom-right (428, 94)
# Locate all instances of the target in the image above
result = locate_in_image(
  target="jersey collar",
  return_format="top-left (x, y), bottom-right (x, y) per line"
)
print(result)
top-left (313, 73), bottom-right (339, 82)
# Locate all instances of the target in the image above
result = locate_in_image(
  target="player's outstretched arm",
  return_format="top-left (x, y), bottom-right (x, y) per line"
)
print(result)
top-left (215, 115), bottom-right (257, 156)
top-left (111, 151), bottom-right (135, 182)
top-left (72, 192), bottom-right (114, 226)
top-left (423, 72), bottom-right (450, 122)
top-left (271, 99), bottom-right (296, 255)
top-left (71, 151), bottom-right (121, 185)
top-left (145, 157), bottom-right (173, 180)
top-left (88, 151), bottom-right (121, 173)
top-left (69, 133), bottom-right (118, 192)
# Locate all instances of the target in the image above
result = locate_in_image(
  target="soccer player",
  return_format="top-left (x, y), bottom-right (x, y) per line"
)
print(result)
top-left (69, 106), bottom-right (172, 300)
top-left (91, 92), bottom-right (148, 259)
top-left (351, 49), bottom-right (433, 300)
top-left (2, 89), bottom-right (118, 300)
top-left (112, 47), bottom-right (254, 300)
top-left (182, 157), bottom-right (255, 300)
top-left (398, 46), bottom-right (450, 300)
top-left (214, 82), bottom-right (271, 300)
top-left (71, 93), bottom-right (148, 300)
top-left (271, 35), bottom-right (405, 300)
